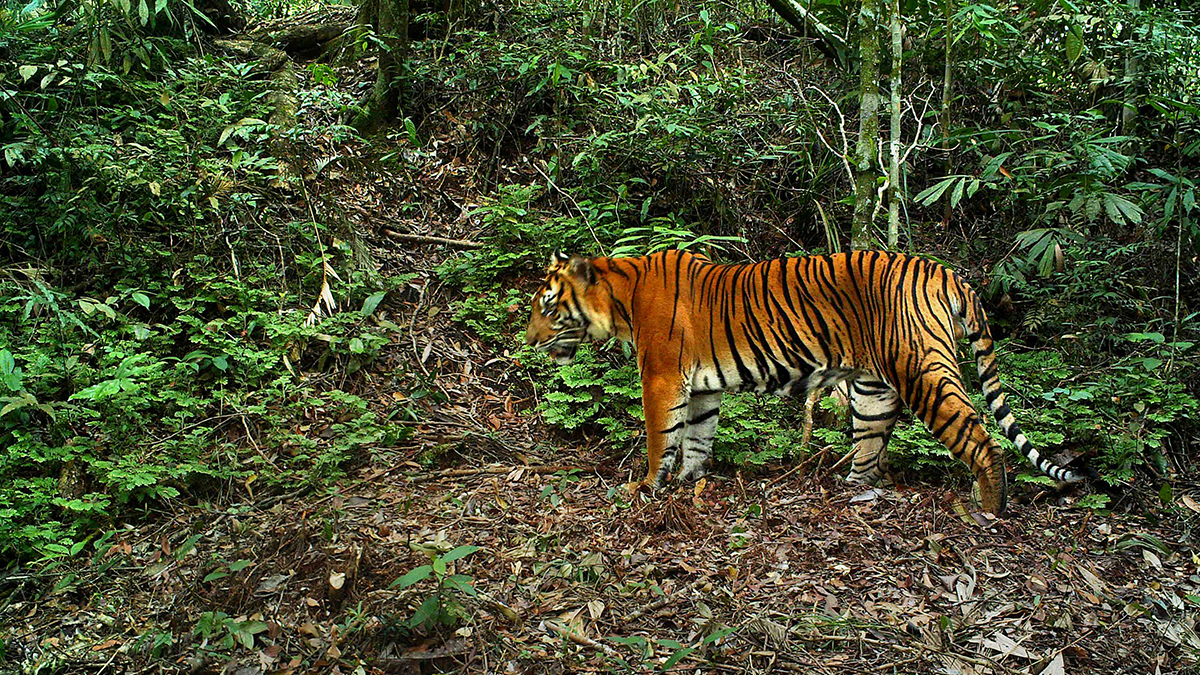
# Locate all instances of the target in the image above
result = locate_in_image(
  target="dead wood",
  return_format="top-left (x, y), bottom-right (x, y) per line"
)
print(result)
top-left (382, 229), bottom-right (483, 249)
top-left (213, 38), bottom-right (297, 175)
top-left (264, 23), bottom-right (352, 56)
top-left (541, 620), bottom-right (618, 657)
top-left (405, 464), bottom-right (602, 483)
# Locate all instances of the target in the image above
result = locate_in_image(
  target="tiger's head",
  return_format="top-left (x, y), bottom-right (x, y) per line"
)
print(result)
top-left (524, 252), bottom-right (612, 365)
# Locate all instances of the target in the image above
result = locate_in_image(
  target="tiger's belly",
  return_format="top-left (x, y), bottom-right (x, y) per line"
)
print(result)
top-left (692, 365), bottom-right (858, 396)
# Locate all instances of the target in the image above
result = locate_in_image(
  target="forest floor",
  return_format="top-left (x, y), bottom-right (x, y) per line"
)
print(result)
top-left (4, 423), bottom-right (1199, 675)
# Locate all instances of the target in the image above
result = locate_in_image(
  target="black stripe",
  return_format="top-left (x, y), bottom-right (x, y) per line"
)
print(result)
top-left (661, 421), bottom-right (686, 434)
top-left (852, 408), bottom-right (897, 422)
top-left (688, 407), bottom-right (720, 425)
top-left (993, 403), bottom-right (1012, 422)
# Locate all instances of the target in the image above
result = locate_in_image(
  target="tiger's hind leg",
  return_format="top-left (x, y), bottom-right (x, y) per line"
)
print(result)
top-left (845, 378), bottom-right (902, 486)
top-left (677, 392), bottom-right (722, 482)
top-left (908, 371), bottom-right (1008, 515)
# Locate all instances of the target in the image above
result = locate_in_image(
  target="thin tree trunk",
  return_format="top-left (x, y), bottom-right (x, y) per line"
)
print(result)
top-left (940, 0), bottom-right (953, 225)
top-left (851, 0), bottom-right (881, 250)
top-left (1121, 0), bottom-right (1140, 135)
top-left (887, 0), bottom-right (902, 249)
top-left (362, 0), bottom-right (409, 131)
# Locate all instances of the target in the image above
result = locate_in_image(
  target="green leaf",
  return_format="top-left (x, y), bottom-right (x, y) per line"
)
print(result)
top-left (1159, 482), bottom-right (1173, 506)
top-left (1139, 357), bottom-right (1164, 371)
top-left (659, 646), bottom-right (696, 671)
top-left (18, 65), bottom-right (37, 81)
top-left (443, 574), bottom-right (477, 597)
top-left (360, 291), bottom-right (387, 317)
top-left (390, 564), bottom-right (433, 589)
top-left (950, 178), bottom-right (966, 208)
top-left (349, 337), bottom-right (364, 354)
top-left (229, 559), bottom-right (253, 572)
top-left (702, 626), bottom-right (738, 644)
top-left (203, 570), bottom-right (229, 583)
top-left (408, 594), bottom-right (441, 629)
top-left (1103, 193), bottom-right (1143, 225)
top-left (914, 176), bottom-right (961, 206)
top-left (404, 118), bottom-right (420, 148)
top-left (441, 544), bottom-right (480, 562)
top-left (137, 0), bottom-right (149, 24)
top-left (131, 292), bottom-right (151, 310)
top-left (433, 556), bottom-right (446, 576)
top-left (1065, 24), bottom-right (1083, 63)
top-left (176, 534), bottom-right (202, 559)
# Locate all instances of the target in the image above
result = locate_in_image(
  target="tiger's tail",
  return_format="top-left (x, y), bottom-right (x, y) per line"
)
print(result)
top-left (958, 282), bottom-right (1099, 483)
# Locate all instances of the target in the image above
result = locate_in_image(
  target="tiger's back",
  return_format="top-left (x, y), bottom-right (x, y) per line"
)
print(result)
top-left (525, 249), bottom-right (1095, 514)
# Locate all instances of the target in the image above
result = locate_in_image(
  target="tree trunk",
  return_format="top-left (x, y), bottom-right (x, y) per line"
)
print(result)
top-left (360, 0), bottom-right (409, 131)
top-left (851, 0), bottom-right (881, 250)
top-left (887, 0), bottom-right (902, 249)
top-left (940, 0), bottom-right (953, 226)
top-left (1121, 0), bottom-right (1140, 135)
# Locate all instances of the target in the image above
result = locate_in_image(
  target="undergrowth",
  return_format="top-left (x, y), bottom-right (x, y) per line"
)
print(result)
top-left (0, 24), bottom-right (411, 558)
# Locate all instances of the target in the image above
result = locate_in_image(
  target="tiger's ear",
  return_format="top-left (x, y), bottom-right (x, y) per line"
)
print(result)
top-left (568, 256), bottom-right (597, 285)
top-left (549, 251), bottom-right (571, 268)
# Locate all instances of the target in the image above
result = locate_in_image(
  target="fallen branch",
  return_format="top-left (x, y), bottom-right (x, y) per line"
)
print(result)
top-left (542, 620), bottom-right (618, 657)
top-left (827, 445), bottom-right (858, 473)
top-left (620, 578), bottom-right (707, 623)
top-left (406, 464), bottom-right (601, 483)
top-left (382, 229), bottom-right (483, 249)
top-left (263, 23), bottom-right (351, 55)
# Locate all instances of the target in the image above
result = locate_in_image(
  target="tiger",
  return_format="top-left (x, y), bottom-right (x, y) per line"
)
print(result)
top-left (524, 249), bottom-right (1097, 515)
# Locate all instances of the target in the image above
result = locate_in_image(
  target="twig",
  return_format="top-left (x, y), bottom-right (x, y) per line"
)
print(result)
top-left (529, 161), bottom-right (605, 254)
top-left (873, 655), bottom-right (924, 671)
top-left (257, 484), bottom-right (315, 508)
top-left (406, 464), bottom-right (598, 483)
top-left (769, 444), bottom-right (834, 486)
top-left (382, 229), bottom-right (483, 249)
top-left (620, 578), bottom-right (707, 623)
top-left (542, 619), bottom-right (617, 657)
top-left (803, 86), bottom-right (856, 193)
top-left (827, 445), bottom-right (859, 473)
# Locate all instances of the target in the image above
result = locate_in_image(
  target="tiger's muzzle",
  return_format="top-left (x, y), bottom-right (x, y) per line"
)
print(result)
top-left (526, 327), bottom-right (584, 365)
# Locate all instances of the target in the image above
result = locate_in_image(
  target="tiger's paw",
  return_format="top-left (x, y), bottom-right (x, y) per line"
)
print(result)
top-left (626, 477), bottom-right (659, 494)
top-left (845, 470), bottom-right (891, 487)
top-left (677, 457), bottom-right (710, 482)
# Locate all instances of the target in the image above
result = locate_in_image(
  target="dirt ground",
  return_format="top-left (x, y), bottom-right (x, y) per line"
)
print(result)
top-left (3, 418), bottom-right (1199, 675)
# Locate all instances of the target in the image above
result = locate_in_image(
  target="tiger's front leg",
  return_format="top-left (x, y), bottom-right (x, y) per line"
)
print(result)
top-left (640, 374), bottom-right (691, 488)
